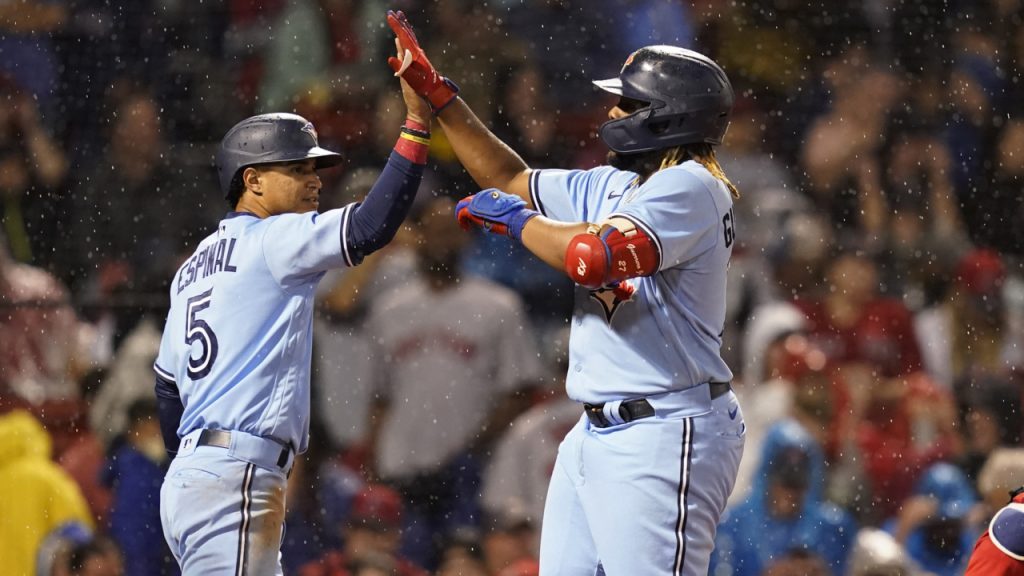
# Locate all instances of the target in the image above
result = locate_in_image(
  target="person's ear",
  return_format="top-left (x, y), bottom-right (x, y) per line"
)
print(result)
top-left (243, 167), bottom-right (263, 196)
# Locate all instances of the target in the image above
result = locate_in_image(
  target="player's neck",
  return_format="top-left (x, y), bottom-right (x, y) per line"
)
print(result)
top-left (234, 197), bottom-right (271, 219)
top-left (607, 148), bottom-right (676, 184)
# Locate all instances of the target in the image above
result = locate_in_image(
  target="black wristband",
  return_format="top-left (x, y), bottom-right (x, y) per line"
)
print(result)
top-left (400, 126), bottom-right (430, 139)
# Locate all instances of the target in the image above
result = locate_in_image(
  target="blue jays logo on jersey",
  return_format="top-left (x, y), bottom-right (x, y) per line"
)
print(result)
top-left (588, 280), bottom-right (635, 323)
top-left (301, 122), bottom-right (318, 144)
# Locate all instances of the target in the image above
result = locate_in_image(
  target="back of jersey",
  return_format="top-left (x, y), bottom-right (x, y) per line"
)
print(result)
top-left (154, 209), bottom-right (351, 453)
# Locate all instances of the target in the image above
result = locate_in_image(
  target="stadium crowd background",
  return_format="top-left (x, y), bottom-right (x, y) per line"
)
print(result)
top-left (1, 0), bottom-right (1024, 575)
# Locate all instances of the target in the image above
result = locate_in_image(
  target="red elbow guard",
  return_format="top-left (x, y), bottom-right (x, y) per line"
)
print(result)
top-left (565, 222), bottom-right (659, 289)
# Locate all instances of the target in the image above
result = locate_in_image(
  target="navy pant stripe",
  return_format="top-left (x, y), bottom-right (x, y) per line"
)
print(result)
top-left (673, 418), bottom-right (694, 576)
top-left (236, 463), bottom-right (255, 576)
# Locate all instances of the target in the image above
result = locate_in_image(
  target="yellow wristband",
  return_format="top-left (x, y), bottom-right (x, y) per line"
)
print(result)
top-left (399, 132), bottom-right (431, 146)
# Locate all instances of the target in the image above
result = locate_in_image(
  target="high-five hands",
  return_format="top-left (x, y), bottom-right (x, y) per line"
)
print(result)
top-left (386, 10), bottom-right (459, 113)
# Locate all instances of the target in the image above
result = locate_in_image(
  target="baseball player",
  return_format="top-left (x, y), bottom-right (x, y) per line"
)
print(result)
top-left (965, 487), bottom-right (1024, 576)
top-left (387, 11), bottom-right (744, 576)
top-left (153, 78), bottom-right (432, 574)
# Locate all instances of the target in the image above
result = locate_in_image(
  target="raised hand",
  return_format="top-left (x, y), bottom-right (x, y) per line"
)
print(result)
top-left (394, 40), bottom-right (431, 126)
top-left (386, 10), bottom-right (459, 113)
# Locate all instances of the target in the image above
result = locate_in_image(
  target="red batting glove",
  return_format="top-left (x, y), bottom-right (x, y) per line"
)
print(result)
top-left (386, 10), bottom-right (459, 113)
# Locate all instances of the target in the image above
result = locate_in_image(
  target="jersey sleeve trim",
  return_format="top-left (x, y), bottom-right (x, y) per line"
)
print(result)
top-left (607, 212), bottom-right (664, 272)
top-left (339, 203), bottom-right (356, 267)
top-left (529, 170), bottom-right (547, 217)
top-left (153, 362), bottom-right (176, 382)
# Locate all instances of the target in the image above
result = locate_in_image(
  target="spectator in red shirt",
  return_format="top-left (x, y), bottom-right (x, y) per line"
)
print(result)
top-left (848, 368), bottom-right (964, 522)
top-left (794, 251), bottom-right (923, 378)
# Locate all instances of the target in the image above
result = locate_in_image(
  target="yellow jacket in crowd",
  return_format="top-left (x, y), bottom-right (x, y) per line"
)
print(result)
top-left (0, 409), bottom-right (93, 575)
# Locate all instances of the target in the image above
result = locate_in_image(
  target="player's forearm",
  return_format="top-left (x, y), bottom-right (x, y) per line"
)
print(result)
top-left (520, 217), bottom-right (590, 272)
top-left (438, 98), bottom-right (533, 203)
top-left (344, 123), bottom-right (428, 263)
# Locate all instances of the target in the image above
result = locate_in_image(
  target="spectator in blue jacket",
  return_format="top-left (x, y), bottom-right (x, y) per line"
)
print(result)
top-left (103, 399), bottom-right (177, 576)
top-left (884, 462), bottom-right (982, 576)
top-left (712, 419), bottom-right (858, 576)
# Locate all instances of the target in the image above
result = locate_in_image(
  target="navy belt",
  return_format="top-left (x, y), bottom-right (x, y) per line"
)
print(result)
top-left (197, 429), bottom-right (292, 469)
top-left (584, 382), bottom-right (731, 428)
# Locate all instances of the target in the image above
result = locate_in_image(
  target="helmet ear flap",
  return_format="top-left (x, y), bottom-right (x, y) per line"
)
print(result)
top-left (647, 118), bottom-right (673, 135)
top-left (225, 172), bottom-right (245, 205)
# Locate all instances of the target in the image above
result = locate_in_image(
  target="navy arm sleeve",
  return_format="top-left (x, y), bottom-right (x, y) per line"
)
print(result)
top-left (344, 151), bottom-right (423, 265)
top-left (155, 375), bottom-right (183, 457)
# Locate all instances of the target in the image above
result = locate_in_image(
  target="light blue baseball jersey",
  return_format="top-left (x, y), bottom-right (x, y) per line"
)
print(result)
top-left (154, 207), bottom-right (359, 454)
top-left (530, 161), bottom-right (735, 402)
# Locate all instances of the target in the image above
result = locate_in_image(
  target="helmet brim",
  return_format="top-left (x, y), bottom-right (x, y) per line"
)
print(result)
top-left (307, 147), bottom-right (343, 169)
top-left (593, 78), bottom-right (623, 95)
top-left (261, 147), bottom-right (342, 170)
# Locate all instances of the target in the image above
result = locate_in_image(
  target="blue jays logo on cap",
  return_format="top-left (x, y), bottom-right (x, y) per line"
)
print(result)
top-left (301, 122), bottom-right (318, 144)
top-left (622, 50), bottom-right (638, 73)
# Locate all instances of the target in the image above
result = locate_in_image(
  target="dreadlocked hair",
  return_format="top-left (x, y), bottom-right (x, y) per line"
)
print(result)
top-left (664, 143), bottom-right (740, 199)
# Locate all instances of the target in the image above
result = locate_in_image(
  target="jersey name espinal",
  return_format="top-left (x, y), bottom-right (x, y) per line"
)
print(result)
top-left (177, 237), bottom-right (239, 294)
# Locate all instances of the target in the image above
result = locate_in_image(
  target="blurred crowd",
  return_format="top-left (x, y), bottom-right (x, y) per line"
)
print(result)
top-left (1, 1), bottom-right (1023, 575)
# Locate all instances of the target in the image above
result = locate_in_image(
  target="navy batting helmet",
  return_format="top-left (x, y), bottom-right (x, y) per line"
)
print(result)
top-left (216, 113), bottom-right (343, 198)
top-left (593, 46), bottom-right (734, 154)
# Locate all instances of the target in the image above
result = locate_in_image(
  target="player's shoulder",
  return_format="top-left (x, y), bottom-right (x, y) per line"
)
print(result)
top-left (639, 160), bottom-right (727, 203)
top-left (990, 502), bottom-right (1024, 560)
top-left (551, 164), bottom-right (620, 179)
top-left (221, 210), bottom-right (264, 228)
top-left (650, 159), bottom-right (706, 181)
top-left (172, 230), bottom-right (220, 277)
top-left (614, 162), bottom-right (728, 226)
top-left (540, 164), bottom-right (627, 188)
top-left (261, 210), bottom-right (318, 229)
top-left (582, 165), bottom-right (621, 178)
top-left (214, 211), bottom-right (270, 244)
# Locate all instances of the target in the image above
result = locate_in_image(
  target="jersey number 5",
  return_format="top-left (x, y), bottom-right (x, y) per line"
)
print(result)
top-left (186, 288), bottom-right (219, 379)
